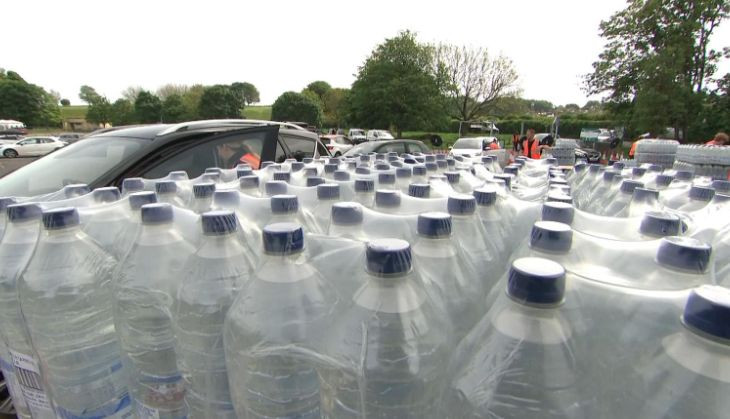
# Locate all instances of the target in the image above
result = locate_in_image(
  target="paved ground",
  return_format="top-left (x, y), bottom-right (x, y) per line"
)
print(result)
top-left (0, 157), bottom-right (37, 178)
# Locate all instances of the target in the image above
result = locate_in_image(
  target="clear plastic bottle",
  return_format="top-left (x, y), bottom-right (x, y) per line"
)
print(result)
top-left (374, 189), bottom-right (402, 214)
top-left (677, 185), bottom-right (715, 213)
top-left (0, 203), bottom-right (53, 419)
top-left (328, 202), bottom-right (367, 241)
top-left (408, 183), bottom-right (431, 198)
top-left (239, 175), bottom-right (261, 197)
top-left (114, 203), bottom-right (195, 418)
top-left (121, 178), bottom-right (145, 196)
top-left (19, 207), bottom-right (131, 418)
top-left (174, 211), bottom-right (251, 418)
top-left (319, 239), bottom-right (450, 418)
top-left (264, 180), bottom-right (288, 197)
top-left (312, 184), bottom-right (341, 234)
top-left (191, 182), bottom-right (216, 214)
top-left (353, 179), bottom-right (375, 207)
top-left (156, 180), bottom-right (187, 207)
top-left (224, 223), bottom-right (337, 418)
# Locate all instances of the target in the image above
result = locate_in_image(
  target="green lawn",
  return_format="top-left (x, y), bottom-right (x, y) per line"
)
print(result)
top-left (60, 105), bottom-right (88, 119)
top-left (242, 105), bottom-right (272, 120)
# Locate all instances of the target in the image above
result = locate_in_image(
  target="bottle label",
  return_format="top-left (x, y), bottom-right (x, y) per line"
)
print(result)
top-left (8, 349), bottom-right (54, 415)
top-left (56, 392), bottom-right (133, 419)
top-left (0, 355), bottom-right (28, 410)
top-left (134, 373), bottom-right (187, 419)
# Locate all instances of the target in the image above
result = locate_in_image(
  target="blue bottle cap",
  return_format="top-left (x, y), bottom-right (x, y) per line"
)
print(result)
top-left (640, 211), bottom-right (681, 237)
top-left (122, 178), bottom-right (144, 193)
top-left (655, 174), bottom-right (674, 187)
top-left (303, 157), bottom-right (313, 164)
top-left (417, 212), bottom-right (452, 238)
top-left (329, 157), bottom-right (341, 165)
top-left (91, 187), bottom-right (121, 203)
top-left (375, 163), bottom-right (391, 171)
top-left (647, 164), bottom-right (663, 173)
top-left (301, 167), bottom-right (317, 178)
top-left (620, 180), bottom-right (644, 194)
top-left (436, 160), bottom-right (447, 169)
top-left (416, 157), bottom-right (427, 163)
top-left (447, 194), bottom-right (476, 215)
top-left (262, 222), bottom-right (304, 254)
top-left (682, 286), bottom-right (730, 341)
top-left (493, 174), bottom-right (512, 189)
top-left (530, 220), bottom-right (573, 253)
top-left (574, 163), bottom-right (587, 173)
top-left (0, 197), bottom-right (16, 212)
top-left (675, 170), bottom-right (694, 181)
top-left (408, 183), bottom-right (430, 198)
top-left (542, 202), bottom-right (574, 225)
top-left (270, 194), bottom-right (298, 214)
top-left (689, 185), bottom-right (715, 202)
top-left (711, 180), bottom-right (730, 193)
top-left (155, 180), bottom-right (177, 194)
top-left (317, 183), bottom-right (340, 200)
top-left (63, 184), bottom-right (90, 198)
top-left (657, 236), bottom-right (711, 273)
top-left (515, 156), bottom-right (527, 162)
top-left (237, 167), bottom-right (254, 178)
top-left (375, 190), bottom-right (401, 208)
top-left (613, 162), bottom-right (625, 170)
top-left (141, 203), bottom-right (174, 224)
top-left (390, 161), bottom-right (403, 168)
top-left (205, 167), bottom-right (222, 175)
top-left (436, 154), bottom-right (446, 161)
top-left (425, 162), bottom-right (438, 171)
top-left (544, 157), bottom-right (557, 166)
top-left (273, 171), bottom-right (291, 182)
top-left (168, 171), bottom-right (188, 180)
top-left (603, 171), bottom-right (620, 182)
top-left (366, 239), bottom-right (412, 276)
top-left (201, 210), bottom-right (238, 235)
top-left (481, 156), bottom-right (492, 164)
top-left (334, 170), bottom-right (350, 181)
top-left (360, 155), bottom-right (371, 162)
top-left (42, 207), bottom-right (80, 230)
top-left (633, 187), bottom-right (659, 202)
top-left (324, 163), bottom-right (338, 174)
top-left (213, 190), bottom-right (240, 208)
top-left (412, 165), bottom-right (427, 176)
top-left (347, 161), bottom-right (358, 170)
top-left (331, 202), bottom-right (364, 225)
top-left (473, 187), bottom-right (497, 206)
top-left (631, 167), bottom-right (646, 177)
top-left (546, 192), bottom-right (572, 204)
top-left (425, 155), bottom-right (436, 162)
top-left (396, 167), bottom-right (412, 178)
top-left (388, 155), bottom-right (399, 162)
top-left (378, 173), bottom-right (396, 185)
top-left (508, 257), bottom-right (566, 306)
top-left (514, 160), bottom-right (526, 168)
top-left (260, 161), bottom-right (274, 169)
top-left (129, 191), bottom-right (157, 210)
top-left (356, 167), bottom-right (371, 175)
top-left (376, 153), bottom-right (386, 160)
top-left (588, 164), bottom-right (602, 174)
top-left (200, 172), bottom-right (220, 183)
top-left (444, 171), bottom-right (460, 184)
top-left (504, 166), bottom-right (519, 176)
top-left (446, 158), bottom-right (456, 167)
top-left (239, 175), bottom-right (260, 189)
top-left (355, 179), bottom-right (375, 192)
top-left (193, 182), bottom-right (216, 199)
top-left (291, 162), bottom-right (304, 172)
top-left (265, 181), bottom-right (288, 196)
top-left (236, 163), bottom-right (251, 170)
top-left (306, 177), bottom-right (326, 187)
top-left (7, 203), bottom-right (41, 223)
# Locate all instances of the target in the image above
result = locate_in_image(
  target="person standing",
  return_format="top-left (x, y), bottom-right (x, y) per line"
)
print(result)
top-left (522, 129), bottom-right (541, 159)
top-left (706, 132), bottom-right (729, 146)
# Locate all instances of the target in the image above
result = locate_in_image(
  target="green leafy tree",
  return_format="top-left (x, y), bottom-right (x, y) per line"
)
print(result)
top-left (271, 91), bottom-right (323, 126)
top-left (198, 85), bottom-right (242, 119)
top-left (161, 93), bottom-right (187, 122)
top-left (231, 82), bottom-right (260, 105)
top-left (86, 96), bottom-right (113, 125)
top-left (0, 71), bottom-right (60, 127)
top-left (322, 88), bottom-right (349, 127)
top-left (305, 81), bottom-right (332, 101)
top-left (110, 99), bottom-right (136, 126)
top-left (156, 84), bottom-right (189, 100)
top-left (121, 86), bottom-right (144, 103)
top-left (134, 90), bottom-right (162, 123)
top-left (60, 98), bottom-right (71, 106)
top-left (300, 89), bottom-right (324, 109)
top-left (181, 84), bottom-right (205, 120)
top-left (348, 30), bottom-right (446, 137)
top-left (79, 85), bottom-right (102, 104)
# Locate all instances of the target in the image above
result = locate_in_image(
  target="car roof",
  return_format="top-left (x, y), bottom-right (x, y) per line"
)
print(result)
top-left (92, 124), bottom-right (171, 140)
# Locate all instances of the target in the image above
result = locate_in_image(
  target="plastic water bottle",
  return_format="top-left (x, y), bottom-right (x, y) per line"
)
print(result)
top-left (224, 223), bottom-right (337, 418)
top-left (628, 188), bottom-right (661, 217)
top-left (328, 202), bottom-right (367, 241)
top-left (18, 207), bottom-right (131, 418)
top-left (408, 183), bottom-right (431, 198)
top-left (602, 180), bottom-right (644, 217)
top-left (447, 257), bottom-right (592, 419)
top-left (319, 239), bottom-right (450, 418)
top-left (156, 180), bottom-right (187, 207)
top-left (265, 180), bottom-right (288, 196)
top-left (114, 203), bottom-right (195, 418)
top-left (374, 189), bottom-right (402, 214)
top-left (353, 179), bottom-right (375, 207)
top-left (174, 211), bottom-right (251, 418)
top-left (312, 184), bottom-right (341, 234)
top-left (239, 175), bottom-right (261, 197)
top-left (0, 203), bottom-right (53, 419)
top-left (191, 182), bottom-right (216, 214)
top-left (121, 178), bottom-right (145, 196)
top-left (473, 187), bottom-right (508, 261)
top-left (677, 185), bottom-right (715, 213)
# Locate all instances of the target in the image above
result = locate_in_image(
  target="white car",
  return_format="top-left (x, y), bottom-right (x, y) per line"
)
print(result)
top-left (348, 128), bottom-right (367, 144)
top-left (449, 137), bottom-right (498, 157)
top-left (320, 135), bottom-right (354, 156)
top-left (366, 129), bottom-right (395, 141)
top-left (0, 136), bottom-right (66, 158)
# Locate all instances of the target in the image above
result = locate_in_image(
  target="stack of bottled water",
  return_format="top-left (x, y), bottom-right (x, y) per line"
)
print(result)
top-left (634, 139), bottom-right (679, 168)
top-left (551, 138), bottom-right (577, 166)
top-left (675, 144), bottom-right (730, 179)
top-left (0, 149), bottom-right (728, 418)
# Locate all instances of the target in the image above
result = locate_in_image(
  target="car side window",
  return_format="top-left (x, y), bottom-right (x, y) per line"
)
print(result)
top-left (275, 139), bottom-right (287, 163)
top-left (143, 130), bottom-right (268, 179)
top-left (377, 142), bottom-right (406, 154)
top-left (280, 134), bottom-right (315, 161)
top-left (407, 142), bottom-right (428, 154)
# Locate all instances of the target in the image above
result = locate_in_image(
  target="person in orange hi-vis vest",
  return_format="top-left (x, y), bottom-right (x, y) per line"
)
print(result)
top-left (522, 128), bottom-right (540, 159)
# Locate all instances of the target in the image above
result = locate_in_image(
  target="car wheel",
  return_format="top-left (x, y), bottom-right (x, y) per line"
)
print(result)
top-left (3, 149), bottom-right (18, 158)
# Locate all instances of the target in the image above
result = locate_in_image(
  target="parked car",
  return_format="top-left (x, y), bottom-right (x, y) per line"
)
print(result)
top-left (0, 120), bottom-right (330, 197)
top-left (0, 129), bottom-right (26, 141)
top-left (57, 132), bottom-right (85, 144)
top-left (576, 147), bottom-right (601, 163)
top-left (449, 137), bottom-right (498, 157)
top-left (320, 134), bottom-right (354, 156)
top-left (366, 130), bottom-right (394, 141)
top-left (0, 137), bottom-right (66, 158)
top-left (343, 139), bottom-right (430, 156)
top-left (348, 128), bottom-right (367, 144)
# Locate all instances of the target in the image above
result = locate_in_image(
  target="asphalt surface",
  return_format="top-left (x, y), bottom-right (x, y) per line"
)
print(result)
top-left (0, 157), bottom-right (37, 178)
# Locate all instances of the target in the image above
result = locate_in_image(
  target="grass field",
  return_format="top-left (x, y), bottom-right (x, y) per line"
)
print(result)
top-left (242, 105), bottom-right (272, 120)
top-left (60, 105), bottom-right (88, 119)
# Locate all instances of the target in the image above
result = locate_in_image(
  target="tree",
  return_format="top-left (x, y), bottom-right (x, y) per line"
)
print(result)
top-left (156, 84), bottom-right (189, 100)
top-left (121, 86), bottom-right (144, 103)
top-left (110, 99), bottom-right (136, 126)
top-left (322, 88), bottom-right (349, 127)
top-left (0, 71), bottom-right (60, 127)
top-left (231, 82), bottom-right (260, 105)
top-left (435, 44), bottom-right (519, 121)
top-left (79, 85), bottom-right (102, 104)
top-left (305, 81), bottom-right (332, 101)
top-left (348, 30), bottom-right (446, 137)
top-left (582, 100), bottom-right (604, 112)
top-left (271, 91), bottom-right (323, 126)
top-left (86, 96), bottom-right (113, 125)
top-left (60, 98), bottom-right (71, 106)
top-left (181, 84), bottom-right (205, 120)
top-left (198, 85), bottom-right (242, 119)
top-left (134, 90), bottom-right (162, 123)
top-left (585, 0), bottom-right (729, 139)
top-left (161, 93), bottom-right (187, 123)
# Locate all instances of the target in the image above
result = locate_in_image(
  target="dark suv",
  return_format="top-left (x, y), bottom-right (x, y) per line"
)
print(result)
top-left (0, 120), bottom-right (330, 197)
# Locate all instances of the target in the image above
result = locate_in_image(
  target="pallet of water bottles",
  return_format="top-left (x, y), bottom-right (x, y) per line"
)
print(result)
top-left (0, 151), bottom-right (728, 418)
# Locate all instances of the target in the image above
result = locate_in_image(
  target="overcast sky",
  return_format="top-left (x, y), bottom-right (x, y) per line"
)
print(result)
top-left (4, 0), bottom-right (729, 106)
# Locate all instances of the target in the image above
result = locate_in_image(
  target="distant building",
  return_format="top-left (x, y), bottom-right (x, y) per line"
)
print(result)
top-left (62, 118), bottom-right (109, 132)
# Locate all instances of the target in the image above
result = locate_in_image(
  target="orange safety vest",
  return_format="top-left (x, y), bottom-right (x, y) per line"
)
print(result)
top-left (629, 141), bottom-right (638, 158)
top-left (239, 152), bottom-right (261, 169)
top-left (489, 142), bottom-right (500, 150)
top-left (522, 138), bottom-right (540, 159)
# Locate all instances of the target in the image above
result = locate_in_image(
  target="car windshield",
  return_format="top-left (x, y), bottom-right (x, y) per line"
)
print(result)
top-left (453, 138), bottom-right (483, 149)
top-left (0, 136), bottom-right (146, 197)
